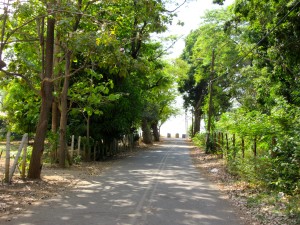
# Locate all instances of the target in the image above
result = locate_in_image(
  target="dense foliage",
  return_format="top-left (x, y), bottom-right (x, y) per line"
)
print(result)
top-left (179, 0), bottom-right (300, 201)
top-left (0, 0), bottom-right (179, 177)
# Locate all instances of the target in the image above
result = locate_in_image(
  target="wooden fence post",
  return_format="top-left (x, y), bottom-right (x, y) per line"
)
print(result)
top-left (213, 133), bottom-right (217, 151)
top-left (77, 136), bottom-right (81, 156)
top-left (225, 133), bottom-right (229, 157)
top-left (4, 132), bottom-right (11, 183)
top-left (221, 132), bottom-right (224, 147)
top-left (9, 133), bottom-right (28, 182)
top-left (232, 133), bottom-right (236, 159)
top-left (100, 139), bottom-right (104, 159)
top-left (221, 132), bottom-right (224, 158)
top-left (71, 135), bottom-right (75, 158)
top-left (218, 132), bottom-right (221, 151)
top-left (0, 146), bottom-right (3, 159)
top-left (242, 137), bottom-right (245, 159)
top-left (21, 134), bottom-right (28, 179)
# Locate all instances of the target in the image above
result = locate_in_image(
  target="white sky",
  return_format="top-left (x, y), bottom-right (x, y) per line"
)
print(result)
top-left (166, 0), bottom-right (235, 59)
top-left (160, 0), bottom-right (234, 138)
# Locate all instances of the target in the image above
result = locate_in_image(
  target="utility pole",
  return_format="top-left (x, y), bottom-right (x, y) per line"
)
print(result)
top-left (185, 110), bottom-right (188, 139)
top-left (206, 49), bottom-right (215, 153)
top-left (191, 108), bottom-right (194, 137)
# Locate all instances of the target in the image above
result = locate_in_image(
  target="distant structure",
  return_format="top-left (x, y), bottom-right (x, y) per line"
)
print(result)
top-left (166, 133), bottom-right (186, 139)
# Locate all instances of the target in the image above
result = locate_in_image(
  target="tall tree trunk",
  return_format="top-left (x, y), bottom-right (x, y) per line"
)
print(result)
top-left (58, 50), bottom-right (71, 168)
top-left (57, 0), bottom-right (83, 165)
top-left (141, 119), bottom-right (152, 144)
top-left (28, 17), bottom-right (55, 179)
top-left (205, 50), bottom-right (215, 153)
top-left (194, 98), bottom-right (202, 135)
top-left (50, 33), bottom-right (60, 163)
top-left (253, 136), bottom-right (257, 157)
top-left (194, 107), bottom-right (201, 135)
top-left (51, 32), bottom-right (61, 133)
top-left (51, 102), bottom-right (59, 132)
top-left (50, 101), bottom-right (59, 163)
top-left (151, 122), bottom-right (160, 142)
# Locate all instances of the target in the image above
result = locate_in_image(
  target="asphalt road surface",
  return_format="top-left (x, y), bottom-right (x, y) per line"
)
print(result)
top-left (4, 138), bottom-right (243, 225)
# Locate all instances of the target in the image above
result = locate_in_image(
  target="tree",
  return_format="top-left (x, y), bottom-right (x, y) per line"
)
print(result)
top-left (177, 58), bottom-right (208, 136)
top-left (28, 4), bottom-right (55, 178)
top-left (220, 0), bottom-right (300, 192)
top-left (0, 0), bottom-right (56, 178)
top-left (180, 0), bottom-right (300, 193)
top-left (0, 0), bottom-right (183, 177)
top-left (229, 0), bottom-right (300, 103)
top-left (64, 0), bottom-right (178, 149)
top-left (108, 1), bottom-right (178, 144)
top-left (179, 8), bottom-right (239, 141)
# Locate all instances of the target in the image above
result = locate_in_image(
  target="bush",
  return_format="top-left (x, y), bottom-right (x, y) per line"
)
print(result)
top-left (192, 132), bottom-right (206, 148)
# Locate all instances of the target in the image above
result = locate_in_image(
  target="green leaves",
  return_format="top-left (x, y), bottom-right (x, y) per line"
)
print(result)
top-left (108, 93), bottom-right (120, 101)
top-left (1, 0), bottom-right (180, 145)
top-left (217, 109), bottom-right (276, 136)
top-left (179, 0), bottom-right (300, 195)
top-left (1, 79), bottom-right (40, 134)
top-left (69, 73), bottom-right (117, 119)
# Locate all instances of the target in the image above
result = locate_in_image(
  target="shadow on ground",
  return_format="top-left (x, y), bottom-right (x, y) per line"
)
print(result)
top-left (2, 138), bottom-right (243, 225)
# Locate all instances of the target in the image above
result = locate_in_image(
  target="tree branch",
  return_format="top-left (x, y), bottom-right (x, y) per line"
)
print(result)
top-left (148, 76), bottom-right (163, 89)
top-left (0, 69), bottom-right (39, 95)
top-left (164, 0), bottom-right (187, 13)
top-left (51, 63), bottom-right (89, 82)
top-left (153, 35), bottom-right (184, 60)
top-left (2, 15), bottom-right (46, 52)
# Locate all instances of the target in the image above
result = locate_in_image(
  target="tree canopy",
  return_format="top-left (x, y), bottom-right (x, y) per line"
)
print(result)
top-left (0, 0), bottom-right (180, 178)
top-left (178, 0), bottom-right (300, 195)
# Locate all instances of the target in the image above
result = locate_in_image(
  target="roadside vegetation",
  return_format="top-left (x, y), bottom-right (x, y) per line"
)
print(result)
top-left (0, 0), bottom-right (299, 223)
top-left (192, 134), bottom-right (300, 224)
top-left (178, 0), bottom-right (300, 224)
top-left (0, 0), bottom-right (180, 179)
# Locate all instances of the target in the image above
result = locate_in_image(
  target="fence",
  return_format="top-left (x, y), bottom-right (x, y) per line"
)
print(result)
top-left (207, 132), bottom-right (276, 159)
top-left (0, 133), bottom-right (136, 182)
top-left (0, 132), bottom-right (28, 184)
top-left (68, 134), bottom-right (136, 161)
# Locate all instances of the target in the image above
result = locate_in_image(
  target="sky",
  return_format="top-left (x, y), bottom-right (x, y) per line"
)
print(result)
top-left (159, 0), bottom-right (234, 138)
top-left (166, 0), bottom-right (235, 59)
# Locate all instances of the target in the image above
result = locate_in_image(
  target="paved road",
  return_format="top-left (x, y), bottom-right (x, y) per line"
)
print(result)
top-left (4, 138), bottom-right (243, 225)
